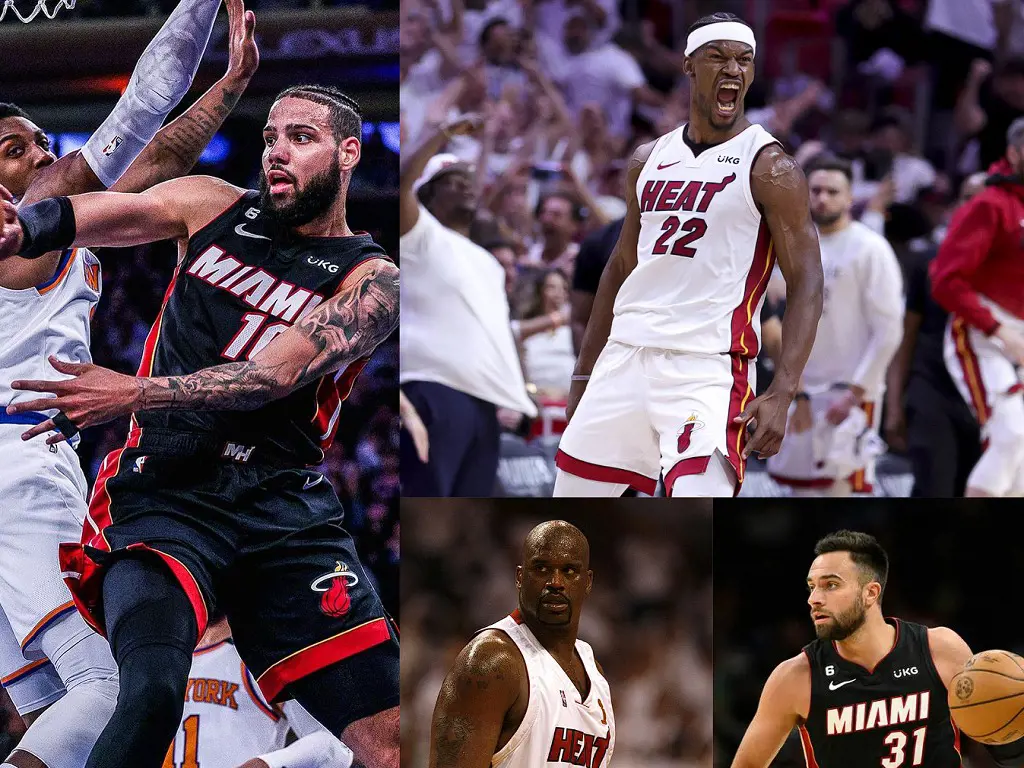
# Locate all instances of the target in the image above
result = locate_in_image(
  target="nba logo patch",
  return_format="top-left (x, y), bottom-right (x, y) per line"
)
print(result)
top-left (561, 690), bottom-right (567, 708)
top-left (102, 136), bottom-right (123, 156)
top-left (133, 456), bottom-right (148, 473)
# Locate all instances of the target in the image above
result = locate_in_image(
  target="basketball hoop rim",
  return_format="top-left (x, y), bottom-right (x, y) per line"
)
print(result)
top-left (0, 0), bottom-right (76, 24)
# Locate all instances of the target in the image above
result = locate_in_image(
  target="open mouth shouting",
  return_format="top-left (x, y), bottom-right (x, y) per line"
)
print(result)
top-left (715, 80), bottom-right (742, 119)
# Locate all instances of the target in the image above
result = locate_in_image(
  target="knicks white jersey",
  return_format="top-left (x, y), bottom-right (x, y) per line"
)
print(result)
top-left (800, 221), bottom-right (904, 398)
top-left (0, 248), bottom-right (101, 412)
top-left (610, 123), bottom-right (780, 356)
top-left (165, 639), bottom-right (292, 767)
top-left (483, 612), bottom-right (614, 768)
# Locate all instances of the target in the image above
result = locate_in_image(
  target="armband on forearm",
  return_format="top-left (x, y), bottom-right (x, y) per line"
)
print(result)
top-left (17, 197), bottom-right (76, 259)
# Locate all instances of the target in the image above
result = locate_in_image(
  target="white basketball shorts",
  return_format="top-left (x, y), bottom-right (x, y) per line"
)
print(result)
top-left (555, 341), bottom-right (755, 495)
top-left (0, 423), bottom-right (88, 659)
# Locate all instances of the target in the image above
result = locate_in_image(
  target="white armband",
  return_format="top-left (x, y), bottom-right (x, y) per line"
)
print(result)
top-left (81, 0), bottom-right (220, 187)
top-left (258, 731), bottom-right (354, 768)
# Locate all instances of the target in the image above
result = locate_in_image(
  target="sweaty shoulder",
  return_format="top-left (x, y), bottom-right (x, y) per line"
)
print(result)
top-left (750, 143), bottom-right (807, 208)
top-left (454, 629), bottom-right (528, 697)
top-left (765, 653), bottom-right (812, 721)
top-left (926, 626), bottom-right (972, 687)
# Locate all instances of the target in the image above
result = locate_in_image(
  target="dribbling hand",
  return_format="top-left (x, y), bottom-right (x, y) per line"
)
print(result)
top-left (0, 185), bottom-right (23, 261)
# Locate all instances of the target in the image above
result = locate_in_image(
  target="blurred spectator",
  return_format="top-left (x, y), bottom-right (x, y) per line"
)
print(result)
top-left (522, 190), bottom-right (583, 274)
top-left (571, 216), bottom-right (623, 352)
top-left (517, 269), bottom-right (575, 399)
top-left (871, 106), bottom-right (937, 203)
top-left (955, 57), bottom-right (1024, 171)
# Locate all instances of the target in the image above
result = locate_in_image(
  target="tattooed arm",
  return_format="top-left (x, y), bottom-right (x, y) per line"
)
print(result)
top-left (137, 258), bottom-right (399, 411)
top-left (429, 631), bottom-right (527, 768)
top-left (112, 0), bottom-right (259, 193)
top-left (7, 258), bottom-right (399, 442)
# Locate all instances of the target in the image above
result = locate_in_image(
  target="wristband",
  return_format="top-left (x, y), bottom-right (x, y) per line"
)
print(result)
top-left (17, 197), bottom-right (76, 259)
top-left (571, 375), bottom-right (591, 382)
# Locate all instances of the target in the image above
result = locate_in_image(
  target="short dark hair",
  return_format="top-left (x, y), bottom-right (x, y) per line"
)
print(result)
top-left (0, 103), bottom-right (31, 122)
top-left (814, 530), bottom-right (889, 598)
top-left (804, 153), bottom-right (854, 184)
top-left (480, 17), bottom-right (510, 48)
top-left (537, 190), bottom-right (586, 222)
top-left (688, 12), bottom-right (749, 35)
top-left (274, 85), bottom-right (361, 143)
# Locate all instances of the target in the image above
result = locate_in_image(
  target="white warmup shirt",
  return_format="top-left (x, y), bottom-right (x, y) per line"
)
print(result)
top-left (400, 206), bottom-right (537, 416)
top-left (800, 220), bottom-right (904, 399)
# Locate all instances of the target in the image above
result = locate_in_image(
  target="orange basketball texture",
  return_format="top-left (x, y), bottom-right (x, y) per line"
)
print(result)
top-left (948, 650), bottom-right (1024, 745)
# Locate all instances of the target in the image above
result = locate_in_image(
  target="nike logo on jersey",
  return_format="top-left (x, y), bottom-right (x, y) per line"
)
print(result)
top-left (303, 473), bottom-right (323, 490)
top-left (235, 222), bottom-right (271, 240)
top-left (829, 679), bottom-right (856, 690)
top-left (657, 160), bottom-right (681, 170)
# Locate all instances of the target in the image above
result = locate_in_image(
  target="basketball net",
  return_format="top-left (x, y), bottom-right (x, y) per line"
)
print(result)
top-left (0, 0), bottom-right (75, 23)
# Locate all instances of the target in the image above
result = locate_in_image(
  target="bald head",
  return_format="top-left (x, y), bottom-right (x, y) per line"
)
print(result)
top-left (516, 521), bottom-right (593, 633)
top-left (521, 521), bottom-right (590, 570)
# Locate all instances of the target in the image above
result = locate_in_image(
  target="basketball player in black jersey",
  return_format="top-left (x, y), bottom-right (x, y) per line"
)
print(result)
top-left (730, 530), bottom-right (1024, 768)
top-left (0, 86), bottom-right (400, 768)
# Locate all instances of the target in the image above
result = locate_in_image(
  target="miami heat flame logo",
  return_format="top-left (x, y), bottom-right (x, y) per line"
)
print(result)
top-left (310, 561), bottom-right (359, 618)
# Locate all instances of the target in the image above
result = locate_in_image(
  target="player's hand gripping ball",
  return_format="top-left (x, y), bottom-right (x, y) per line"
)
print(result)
top-left (949, 650), bottom-right (1024, 744)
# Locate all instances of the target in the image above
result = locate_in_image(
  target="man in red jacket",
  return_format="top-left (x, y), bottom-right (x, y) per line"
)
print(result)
top-left (930, 117), bottom-right (1024, 496)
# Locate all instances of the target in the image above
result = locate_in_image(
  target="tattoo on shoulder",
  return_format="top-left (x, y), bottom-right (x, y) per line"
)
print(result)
top-left (293, 260), bottom-right (400, 384)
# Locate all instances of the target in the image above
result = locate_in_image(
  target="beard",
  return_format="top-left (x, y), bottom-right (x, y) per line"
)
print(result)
top-left (259, 155), bottom-right (341, 229)
top-left (812, 209), bottom-right (844, 228)
top-left (815, 596), bottom-right (868, 641)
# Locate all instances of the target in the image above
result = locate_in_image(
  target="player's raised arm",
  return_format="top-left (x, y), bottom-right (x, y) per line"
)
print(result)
top-left (428, 632), bottom-right (526, 768)
top-left (19, 0), bottom-right (225, 206)
top-left (736, 145), bottom-right (823, 458)
top-left (112, 0), bottom-right (259, 194)
top-left (1, 176), bottom-right (245, 257)
top-left (731, 654), bottom-right (810, 768)
top-left (567, 140), bottom-right (652, 422)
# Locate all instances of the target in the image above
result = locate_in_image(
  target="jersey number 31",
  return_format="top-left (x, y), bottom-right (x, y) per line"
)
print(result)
top-left (652, 216), bottom-right (707, 258)
top-left (882, 726), bottom-right (926, 768)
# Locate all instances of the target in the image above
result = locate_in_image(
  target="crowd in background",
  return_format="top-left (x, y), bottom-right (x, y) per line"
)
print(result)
top-left (400, 499), bottom-right (712, 768)
top-left (714, 500), bottom-right (1024, 768)
top-left (400, 0), bottom-right (1024, 496)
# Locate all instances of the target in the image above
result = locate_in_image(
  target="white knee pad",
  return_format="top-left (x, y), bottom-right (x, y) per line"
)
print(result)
top-left (970, 392), bottom-right (1024, 496)
top-left (81, 0), bottom-right (220, 187)
top-left (552, 469), bottom-right (629, 497)
top-left (669, 451), bottom-right (736, 497)
top-left (11, 612), bottom-right (118, 768)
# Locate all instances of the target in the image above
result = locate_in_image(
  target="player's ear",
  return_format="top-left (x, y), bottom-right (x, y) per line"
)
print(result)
top-left (682, 54), bottom-right (695, 78)
top-left (865, 580), bottom-right (882, 606)
top-left (339, 136), bottom-right (360, 172)
top-left (515, 565), bottom-right (523, 589)
top-left (585, 569), bottom-right (593, 596)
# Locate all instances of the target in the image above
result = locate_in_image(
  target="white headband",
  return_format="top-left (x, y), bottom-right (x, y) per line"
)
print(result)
top-left (684, 21), bottom-right (756, 57)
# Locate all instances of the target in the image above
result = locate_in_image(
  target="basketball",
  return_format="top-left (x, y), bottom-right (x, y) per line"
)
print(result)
top-left (949, 650), bottom-right (1024, 744)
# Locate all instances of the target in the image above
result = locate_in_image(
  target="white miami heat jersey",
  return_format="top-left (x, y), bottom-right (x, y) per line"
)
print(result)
top-left (484, 613), bottom-right (614, 768)
top-left (610, 123), bottom-right (780, 356)
top-left (165, 639), bottom-right (292, 768)
top-left (0, 248), bottom-right (101, 412)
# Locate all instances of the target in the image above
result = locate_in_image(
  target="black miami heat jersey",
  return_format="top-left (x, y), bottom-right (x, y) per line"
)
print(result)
top-left (134, 190), bottom-right (387, 464)
top-left (800, 619), bottom-right (961, 768)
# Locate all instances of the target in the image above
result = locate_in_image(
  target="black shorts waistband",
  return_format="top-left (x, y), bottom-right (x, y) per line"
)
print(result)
top-left (126, 427), bottom-right (305, 467)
